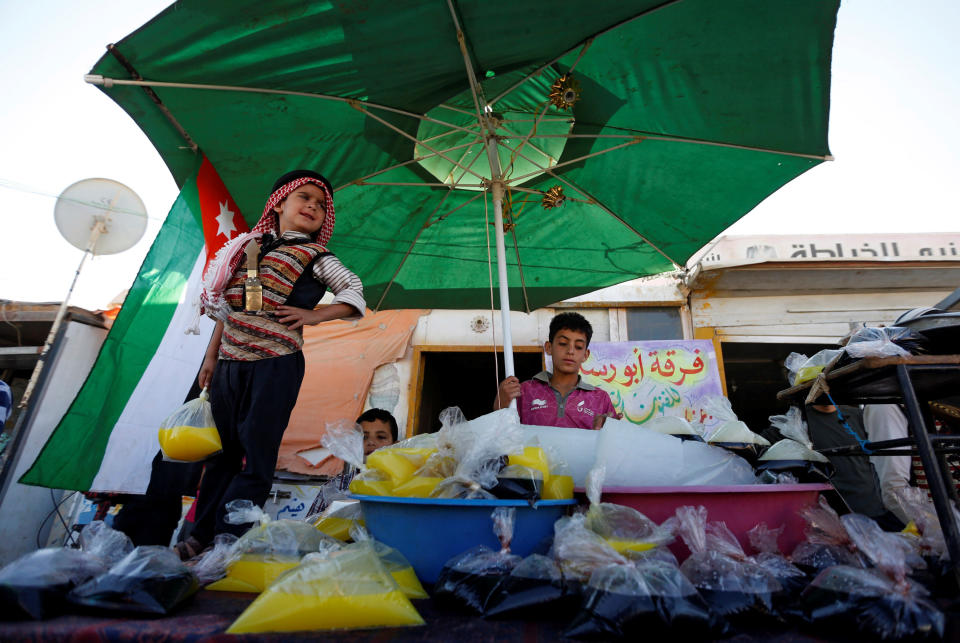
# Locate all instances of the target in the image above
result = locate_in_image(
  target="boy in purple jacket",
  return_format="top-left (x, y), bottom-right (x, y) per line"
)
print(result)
top-left (494, 312), bottom-right (619, 430)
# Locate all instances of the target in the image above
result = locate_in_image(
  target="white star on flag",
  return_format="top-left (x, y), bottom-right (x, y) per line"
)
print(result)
top-left (215, 201), bottom-right (237, 240)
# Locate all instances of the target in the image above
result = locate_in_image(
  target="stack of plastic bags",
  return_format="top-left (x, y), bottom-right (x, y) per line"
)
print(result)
top-left (756, 407), bottom-right (832, 483)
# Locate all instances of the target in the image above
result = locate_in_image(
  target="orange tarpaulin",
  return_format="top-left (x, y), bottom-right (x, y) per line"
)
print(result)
top-left (276, 309), bottom-right (426, 476)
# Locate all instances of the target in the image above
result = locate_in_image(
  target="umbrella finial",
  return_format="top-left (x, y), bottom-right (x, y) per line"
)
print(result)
top-left (541, 185), bottom-right (566, 210)
top-left (548, 75), bottom-right (581, 111)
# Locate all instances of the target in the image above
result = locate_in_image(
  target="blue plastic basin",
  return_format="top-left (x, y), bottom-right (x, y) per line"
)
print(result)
top-left (351, 495), bottom-right (577, 583)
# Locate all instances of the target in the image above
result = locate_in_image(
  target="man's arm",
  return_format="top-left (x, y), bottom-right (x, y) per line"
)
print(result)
top-left (863, 404), bottom-right (912, 523)
top-left (198, 321), bottom-right (224, 389)
top-left (494, 376), bottom-right (522, 411)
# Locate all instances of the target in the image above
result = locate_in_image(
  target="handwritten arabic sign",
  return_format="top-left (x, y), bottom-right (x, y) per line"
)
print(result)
top-left (572, 340), bottom-right (724, 429)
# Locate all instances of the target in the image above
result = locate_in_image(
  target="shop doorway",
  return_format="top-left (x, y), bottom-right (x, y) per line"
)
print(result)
top-left (721, 341), bottom-right (836, 432)
top-left (412, 348), bottom-right (544, 434)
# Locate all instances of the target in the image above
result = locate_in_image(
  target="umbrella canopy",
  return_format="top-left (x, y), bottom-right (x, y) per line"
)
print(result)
top-left (88, 0), bottom-right (838, 312)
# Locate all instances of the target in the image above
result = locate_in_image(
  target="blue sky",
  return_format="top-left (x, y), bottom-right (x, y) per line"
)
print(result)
top-left (0, 0), bottom-right (957, 309)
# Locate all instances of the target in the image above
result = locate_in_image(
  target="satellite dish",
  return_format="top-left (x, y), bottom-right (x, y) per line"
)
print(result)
top-left (19, 178), bottom-right (147, 411)
top-left (54, 178), bottom-right (147, 254)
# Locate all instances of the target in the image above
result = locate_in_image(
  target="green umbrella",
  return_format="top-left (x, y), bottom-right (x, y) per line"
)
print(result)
top-left (86, 0), bottom-right (838, 375)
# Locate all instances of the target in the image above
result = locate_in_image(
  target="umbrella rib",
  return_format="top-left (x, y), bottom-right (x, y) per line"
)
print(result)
top-left (496, 139), bottom-right (682, 269)
top-left (499, 123), bottom-right (554, 164)
top-left (445, 0), bottom-right (487, 128)
top-left (450, 141), bottom-right (488, 189)
top-left (333, 141), bottom-right (478, 192)
top-left (506, 139), bottom-right (645, 184)
top-left (356, 105), bottom-right (489, 183)
top-left (507, 218), bottom-right (532, 313)
top-left (84, 76), bottom-right (479, 138)
top-left (487, 0), bottom-right (685, 107)
top-left (356, 182), bottom-right (485, 188)
top-left (502, 103), bottom-right (554, 179)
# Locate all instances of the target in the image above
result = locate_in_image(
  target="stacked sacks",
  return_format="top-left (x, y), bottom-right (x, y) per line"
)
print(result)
top-left (227, 541), bottom-right (424, 634)
top-left (206, 500), bottom-right (341, 593)
top-left (0, 521), bottom-right (132, 620)
top-left (800, 513), bottom-right (944, 640)
top-left (673, 505), bottom-right (782, 621)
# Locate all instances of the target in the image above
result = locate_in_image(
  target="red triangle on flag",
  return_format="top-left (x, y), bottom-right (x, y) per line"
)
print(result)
top-left (196, 156), bottom-right (248, 272)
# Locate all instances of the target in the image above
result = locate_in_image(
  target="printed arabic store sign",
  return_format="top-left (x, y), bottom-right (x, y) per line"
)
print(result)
top-left (575, 340), bottom-right (723, 428)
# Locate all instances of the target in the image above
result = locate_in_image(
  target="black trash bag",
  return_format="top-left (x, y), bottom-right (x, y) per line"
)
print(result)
top-left (800, 513), bottom-right (944, 640)
top-left (0, 548), bottom-right (106, 620)
top-left (433, 507), bottom-right (520, 614)
top-left (674, 506), bottom-right (781, 620)
top-left (68, 546), bottom-right (199, 616)
top-left (483, 554), bottom-right (573, 619)
top-left (565, 559), bottom-right (722, 640)
top-left (489, 464), bottom-right (543, 502)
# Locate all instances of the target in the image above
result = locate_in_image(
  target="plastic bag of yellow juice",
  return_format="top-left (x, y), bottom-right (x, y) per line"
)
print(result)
top-left (208, 500), bottom-right (341, 593)
top-left (348, 469), bottom-right (394, 496)
top-left (583, 502), bottom-right (674, 556)
top-left (366, 447), bottom-right (436, 487)
top-left (391, 475), bottom-right (444, 498)
top-left (350, 526), bottom-right (427, 599)
top-left (226, 545), bottom-right (424, 634)
top-left (157, 388), bottom-right (221, 462)
top-left (313, 502), bottom-right (364, 541)
top-left (508, 446), bottom-right (550, 478)
top-left (541, 445), bottom-right (574, 500)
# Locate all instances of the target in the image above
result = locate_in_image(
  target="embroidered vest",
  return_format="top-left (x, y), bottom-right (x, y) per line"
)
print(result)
top-left (220, 242), bottom-right (328, 361)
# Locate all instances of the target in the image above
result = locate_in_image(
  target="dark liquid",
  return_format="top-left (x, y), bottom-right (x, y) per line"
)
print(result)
top-left (698, 588), bottom-right (772, 618)
top-left (490, 476), bottom-right (543, 502)
top-left (483, 575), bottom-right (566, 618)
top-left (433, 568), bottom-right (506, 615)
top-left (0, 583), bottom-right (72, 620)
top-left (801, 585), bottom-right (944, 639)
top-left (565, 589), bottom-right (719, 639)
top-left (68, 572), bottom-right (199, 616)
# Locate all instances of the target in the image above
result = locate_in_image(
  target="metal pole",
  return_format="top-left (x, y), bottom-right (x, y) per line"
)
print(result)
top-left (18, 220), bottom-right (105, 409)
top-left (484, 134), bottom-right (516, 389)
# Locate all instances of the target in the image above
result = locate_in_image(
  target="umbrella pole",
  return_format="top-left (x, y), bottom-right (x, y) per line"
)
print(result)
top-left (484, 136), bottom-right (517, 393)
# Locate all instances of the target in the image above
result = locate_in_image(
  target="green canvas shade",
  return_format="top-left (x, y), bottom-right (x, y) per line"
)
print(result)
top-left (85, 0), bottom-right (838, 377)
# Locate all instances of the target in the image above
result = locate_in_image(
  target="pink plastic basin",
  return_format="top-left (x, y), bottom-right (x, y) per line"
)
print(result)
top-left (599, 483), bottom-right (831, 560)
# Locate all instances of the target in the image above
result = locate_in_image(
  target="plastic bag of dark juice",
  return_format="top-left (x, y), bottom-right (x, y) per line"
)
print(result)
top-left (747, 523), bottom-right (808, 600)
top-left (789, 496), bottom-right (867, 576)
top-left (800, 513), bottom-right (944, 640)
top-left (0, 548), bottom-right (106, 620)
top-left (68, 546), bottom-right (199, 615)
top-left (483, 554), bottom-right (569, 619)
top-left (433, 507), bottom-right (521, 613)
top-left (675, 506), bottom-right (781, 619)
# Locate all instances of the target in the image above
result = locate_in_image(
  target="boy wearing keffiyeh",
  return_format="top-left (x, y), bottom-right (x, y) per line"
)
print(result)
top-left (177, 169), bottom-right (364, 559)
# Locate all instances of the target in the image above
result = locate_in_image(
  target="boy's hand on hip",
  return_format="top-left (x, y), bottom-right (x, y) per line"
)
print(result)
top-left (276, 305), bottom-right (319, 330)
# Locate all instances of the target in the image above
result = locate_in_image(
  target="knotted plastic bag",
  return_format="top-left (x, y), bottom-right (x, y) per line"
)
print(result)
top-left (843, 326), bottom-right (925, 359)
top-left (434, 507), bottom-right (522, 613)
top-left (757, 407), bottom-right (832, 482)
top-left (0, 548), bottom-right (106, 620)
top-left (785, 350), bottom-right (842, 386)
top-left (895, 487), bottom-right (960, 596)
top-left (790, 496), bottom-right (866, 575)
top-left (747, 523), bottom-right (808, 601)
top-left (551, 513), bottom-right (628, 584)
top-left (312, 501), bottom-right (364, 542)
top-left (675, 506), bottom-right (781, 619)
top-left (644, 415), bottom-right (704, 442)
top-left (565, 557), bottom-right (722, 639)
top-left (79, 520), bottom-right (134, 568)
top-left (68, 546), bottom-right (199, 615)
top-left (207, 500), bottom-right (341, 593)
top-left (800, 513), bottom-right (944, 640)
top-left (584, 465), bottom-right (674, 555)
top-left (226, 542), bottom-right (424, 634)
top-left (157, 387), bottom-right (222, 462)
top-left (430, 409), bottom-right (523, 500)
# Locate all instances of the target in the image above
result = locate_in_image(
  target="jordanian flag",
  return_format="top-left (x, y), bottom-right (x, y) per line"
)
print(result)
top-left (21, 157), bottom-right (247, 493)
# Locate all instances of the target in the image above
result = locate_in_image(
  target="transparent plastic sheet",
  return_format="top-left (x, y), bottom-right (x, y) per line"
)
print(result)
top-left (433, 507), bottom-right (521, 613)
top-left (157, 387), bottom-right (222, 462)
top-left (584, 504), bottom-right (674, 556)
top-left (565, 558), bottom-right (722, 639)
top-left (843, 326), bottom-right (920, 359)
top-left (312, 501), bottom-right (364, 542)
top-left (894, 486), bottom-right (959, 560)
top-left (541, 445), bottom-right (575, 500)
top-left (430, 409), bottom-right (524, 500)
top-left (674, 506), bottom-right (781, 619)
top-left (321, 419), bottom-right (364, 470)
top-left (207, 500), bottom-right (341, 593)
top-left (790, 496), bottom-right (866, 574)
top-left (747, 523), bottom-right (808, 600)
top-left (79, 520), bottom-right (134, 568)
top-left (191, 534), bottom-right (239, 586)
top-left (551, 513), bottom-right (628, 583)
top-left (0, 548), bottom-right (106, 620)
top-left (226, 542), bottom-right (424, 634)
top-left (350, 526), bottom-right (427, 599)
top-left (644, 415), bottom-right (704, 441)
top-left (593, 419), bottom-right (757, 487)
top-left (800, 565), bottom-right (944, 640)
top-left (762, 407), bottom-right (830, 480)
top-left (785, 349), bottom-right (843, 386)
top-left (67, 546), bottom-right (199, 615)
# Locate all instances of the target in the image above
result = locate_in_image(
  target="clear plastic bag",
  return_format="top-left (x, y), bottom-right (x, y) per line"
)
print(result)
top-left (226, 542), bottom-right (424, 634)
top-left (675, 506), bottom-right (781, 618)
top-left (79, 520), bottom-right (134, 568)
top-left (191, 533), bottom-right (239, 586)
top-left (312, 501), bottom-right (364, 542)
top-left (350, 526), bottom-right (427, 600)
top-left (321, 419), bottom-right (364, 471)
top-left (785, 349), bottom-right (843, 386)
top-left (582, 466), bottom-right (674, 555)
top-left (644, 415), bottom-right (704, 441)
top-left (747, 523), bottom-right (808, 600)
top-left (433, 507), bottom-right (521, 613)
top-left (799, 513), bottom-right (943, 639)
top-left (757, 409), bottom-right (833, 482)
top-left (541, 445), bottom-right (574, 500)
top-left (551, 513), bottom-right (628, 583)
top-left (157, 388), bottom-right (222, 462)
top-left (843, 326), bottom-right (923, 359)
top-left (207, 499), bottom-right (341, 593)
top-left (490, 464), bottom-right (543, 502)
top-left (68, 546), bottom-right (199, 615)
top-left (0, 548), bottom-right (107, 620)
top-left (483, 553), bottom-right (572, 619)
top-left (789, 496), bottom-right (866, 574)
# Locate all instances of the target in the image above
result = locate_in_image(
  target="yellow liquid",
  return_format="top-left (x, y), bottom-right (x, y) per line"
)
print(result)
top-left (226, 589), bottom-right (424, 633)
top-left (158, 426), bottom-right (221, 462)
top-left (390, 567), bottom-right (428, 600)
top-left (206, 555), bottom-right (299, 593)
top-left (508, 447), bottom-right (550, 478)
top-left (313, 516), bottom-right (364, 542)
top-left (605, 538), bottom-right (657, 554)
top-left (542, 475), bottom-right (574, 500)
top-left (349, 478), bottom-right (395, 496)
top-left (366, 448), bottom-right (435, 487)
top-left (391, 476), bottom-right (443, 498)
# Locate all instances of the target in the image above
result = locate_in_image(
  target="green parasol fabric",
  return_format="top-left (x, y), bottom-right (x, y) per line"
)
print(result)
top-left (87, 0), bottom-right (838, 314)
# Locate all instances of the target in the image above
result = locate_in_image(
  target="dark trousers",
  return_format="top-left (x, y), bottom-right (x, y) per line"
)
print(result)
top-left (191, 352), bottom-right (304, 544)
